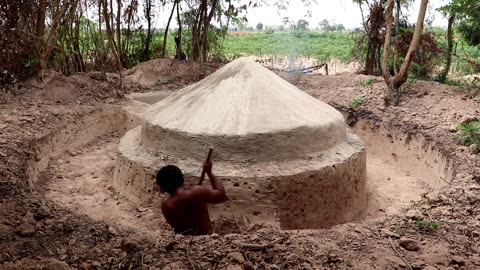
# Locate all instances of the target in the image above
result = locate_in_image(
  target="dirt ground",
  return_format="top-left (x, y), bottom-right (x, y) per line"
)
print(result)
top-left (1, 59), bottom-right (480, 270)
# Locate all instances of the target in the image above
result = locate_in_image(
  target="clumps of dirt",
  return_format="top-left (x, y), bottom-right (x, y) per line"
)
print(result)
top-left (378, 180), bottom-right (480, 269)
top-left (22, 70), bottom-right (142, 105)
top-left (124, 58), bottom-right (221, 88)
top-left (3, 68), bottom-right (154, 107)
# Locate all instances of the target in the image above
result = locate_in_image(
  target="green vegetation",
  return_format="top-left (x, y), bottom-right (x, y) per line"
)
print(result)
top-left (415, 220), bottom-right (442, 231)
top-left (456, 121), bottom-right (480, 153)
top-left (222, 31), bottom-right (353, 62)
top-left (361, 78), bottom-right (375, 87)
top-left (350, 96), bottom-right (366, 109)
top-left (428, 27), bottom-right (480, 76)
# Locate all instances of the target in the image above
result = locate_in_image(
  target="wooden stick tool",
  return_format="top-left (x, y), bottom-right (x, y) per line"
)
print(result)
top-left (198, 148), bottom-right (214, 185)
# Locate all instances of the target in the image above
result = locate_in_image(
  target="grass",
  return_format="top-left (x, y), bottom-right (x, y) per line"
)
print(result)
top-left (222, 31), bottom-right (354, 63)
top-left (415, 219), bottom-right (442, 231)
top-left (350, 95), bottom-right (366, 109)
top-left (361, 78), bottom-right (375, 87)
top-left (455, 121), bottom-right (480, 153)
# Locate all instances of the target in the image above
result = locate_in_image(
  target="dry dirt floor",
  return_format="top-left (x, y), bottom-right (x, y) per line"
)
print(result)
top-left (1, 59), bottom-right (480, 270)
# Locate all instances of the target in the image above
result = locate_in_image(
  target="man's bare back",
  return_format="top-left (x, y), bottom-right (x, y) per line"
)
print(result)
top-left (156, 161), bottom-right (227, 235)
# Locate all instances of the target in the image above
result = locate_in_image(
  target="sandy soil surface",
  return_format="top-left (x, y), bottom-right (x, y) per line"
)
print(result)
top-left (1, 59), bottom-right (480, 270)
top-left (38, 130), bottom-right (425, 236)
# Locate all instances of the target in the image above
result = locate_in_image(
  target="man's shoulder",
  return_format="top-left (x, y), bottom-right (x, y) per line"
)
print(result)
top-left (167, 187), bottom-right (207, 203)
top-left (189, 186), bottom-right (214, 199)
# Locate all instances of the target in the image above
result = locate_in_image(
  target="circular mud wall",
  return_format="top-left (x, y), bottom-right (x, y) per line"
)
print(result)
top-left (113, 125), bottom-right (367, 230)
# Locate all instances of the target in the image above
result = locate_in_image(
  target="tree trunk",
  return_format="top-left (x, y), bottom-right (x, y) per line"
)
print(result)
top-left (191, 3), bottom-right (204, 61)
top-left (382, 0), bottom-right (395, 86)
top-left (102, 0), bottom-right (122, 88)
top-left (382, 0), bottom-right (429, 106)
top-left (98, 1), bottom-right (106, 80)
top-left (142, 0), bottom-right (153, 61)
top-left (364, 1), bottom-right (385, 75)
top-left (35, 0), bottom-right (47, 80)
top-left (36, 0), bottom-right (47, 39)
top-left (37, 1), bottom-right (71, 81)
top-left (73, 13), bottom-right (85, 72)
top-left (176, 0), bottom-right (183, 59)
top-left (116, 0), bottom-right (123, 88)
top-left (393, 0), bottom-right (400, 75)
top-left (162, 1), bottom-right (177, 58)
top-left (201, 0), bottom-right (219, 62)
top-left (438, 13), bottom-right (455, 83)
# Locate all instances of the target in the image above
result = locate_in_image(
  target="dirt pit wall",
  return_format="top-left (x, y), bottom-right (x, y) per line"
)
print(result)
top-left (113, 123), bottom-right (367, 229)
top-left (350, 119), bottom-right (456, 188)
top-left (27, 105), bottom-right (142, 187)
top-left (26, 98), bottom-right (458, 234)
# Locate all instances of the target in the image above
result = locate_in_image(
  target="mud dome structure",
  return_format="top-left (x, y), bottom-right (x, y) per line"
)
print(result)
top-left (113, 57), bottom-right (367, 229)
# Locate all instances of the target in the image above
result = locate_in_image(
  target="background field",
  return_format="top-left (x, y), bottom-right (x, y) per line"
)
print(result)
top-left (205, 29), bottom-right (480, 77)
top-left (222, 31), bottom-right (354, 63)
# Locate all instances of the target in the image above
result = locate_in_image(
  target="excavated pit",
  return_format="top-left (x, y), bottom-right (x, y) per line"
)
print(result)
top-left (30, 103), bottom-right (455, 235)
top-left (29, 63), bottom-right (456, 234)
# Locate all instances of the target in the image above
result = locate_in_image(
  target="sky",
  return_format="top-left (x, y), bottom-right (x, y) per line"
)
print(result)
top-left (149, 0), bottom-right (451, 30)
top-left (242, 0), bottom-right (451, 29)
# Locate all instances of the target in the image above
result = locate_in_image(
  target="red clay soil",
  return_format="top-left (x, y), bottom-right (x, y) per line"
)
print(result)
top-left (0, 59), bottom-right (479, 270)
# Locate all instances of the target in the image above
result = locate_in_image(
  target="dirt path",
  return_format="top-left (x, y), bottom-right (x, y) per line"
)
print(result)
top-left (365, 154), bottom-right (426, 218)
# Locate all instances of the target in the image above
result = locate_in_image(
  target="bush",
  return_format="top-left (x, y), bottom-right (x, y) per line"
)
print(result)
top-left (0, 2), bottom-right (37, 85)
top-left (394, 29), bottom-right (445, 78)
top-left (456, 121), bottom-right (480, 154)
top-left (264, 28), bottom-right (275, 35)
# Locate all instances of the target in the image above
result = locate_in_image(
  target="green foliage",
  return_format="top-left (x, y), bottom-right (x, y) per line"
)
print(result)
top-left (455, 121), bottom-right (480, 153)
top-left (264, 28), bottom-right (275, 35)
top-left (223, 31), bottom-right (353, 63)
top-left (350, 96), bottom-right (365, 109)
top-left (361, 78), bottom-right (374, 87)
top-left (415, 220), bottom-right (442, 231)
top-left (296, 19), bottom-right (309, 31)
top-left (20, 56), bottom-right (39, 81)
top-left (427, 27), bottom-right (480, 76)
top-left (458, 20), bottom-right (480, 46)
top-left (319, 19), bottom-right (345, 32)
top-left (439, 0), bottom-right (480, 47)
top-left (391, 29), bottom-right (445, 78)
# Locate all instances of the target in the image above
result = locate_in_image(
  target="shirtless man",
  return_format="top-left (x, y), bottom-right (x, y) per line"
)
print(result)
top-left (156, 161), bottom-right (227, 235)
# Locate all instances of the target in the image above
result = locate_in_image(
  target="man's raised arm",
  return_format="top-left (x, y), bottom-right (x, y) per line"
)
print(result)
top-left (192, 161), bottom-right (227, 204)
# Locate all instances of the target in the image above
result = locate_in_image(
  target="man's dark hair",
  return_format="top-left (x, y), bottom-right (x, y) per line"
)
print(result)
top-left (156, 165), bottom-right (184, 195)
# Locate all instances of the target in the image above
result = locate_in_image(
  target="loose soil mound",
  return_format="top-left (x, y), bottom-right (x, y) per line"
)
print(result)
top-left (124, 58), bottom-right (220, 88)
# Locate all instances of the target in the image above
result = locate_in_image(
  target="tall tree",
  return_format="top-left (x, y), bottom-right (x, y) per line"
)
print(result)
top-left (36, 0), bottom-right (74, 82)
top-left (353, 0), bottom-right (386, 75)
top-left (175, 0), bottom-right (183, 59)
top-left (142, 0), bottom-right (154, 61)
top-left (102, 0), bottom-right (122, 87)
top-left (382, 0), bottom-right (429, 105)
top-left (162, 0), bottom-right (177, 58)
top-left (437, 12), bottom-right (456, 83)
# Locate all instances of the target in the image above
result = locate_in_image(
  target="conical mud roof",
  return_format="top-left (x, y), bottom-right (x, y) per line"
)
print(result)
top-left (140, 57), bottom-right (347, 162)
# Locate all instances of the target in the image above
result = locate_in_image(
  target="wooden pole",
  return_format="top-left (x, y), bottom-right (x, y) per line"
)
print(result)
top-left (198, 148), bottom-right (214, 185)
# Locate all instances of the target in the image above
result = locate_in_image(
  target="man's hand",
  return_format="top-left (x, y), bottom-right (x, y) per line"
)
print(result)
top-left (194, 160), bottom-right (227, 204)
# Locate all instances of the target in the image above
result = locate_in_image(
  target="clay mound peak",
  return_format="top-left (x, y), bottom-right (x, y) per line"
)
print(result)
top-left (144, 57), bottom-right (345, 137)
